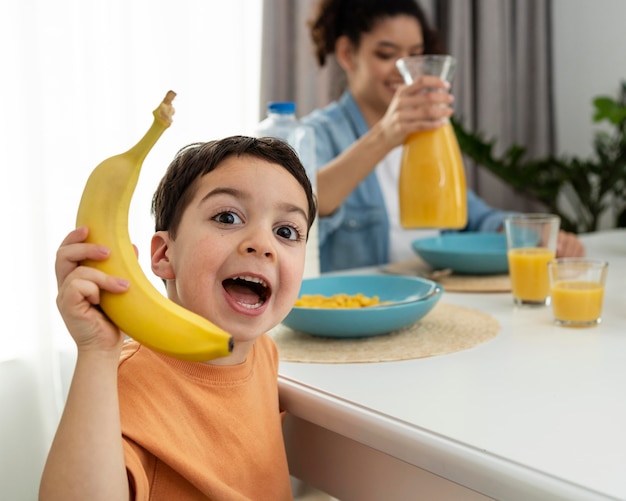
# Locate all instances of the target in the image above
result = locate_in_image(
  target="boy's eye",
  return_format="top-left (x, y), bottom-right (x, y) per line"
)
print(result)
top-left (274, 225), bottom-right (300, 241)
top-left (213, 211), bottom-right (242, 225)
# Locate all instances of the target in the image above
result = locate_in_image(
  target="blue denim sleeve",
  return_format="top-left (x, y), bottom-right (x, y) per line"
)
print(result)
top-left (302, 108), bottom-right (354, 247)
top-left (464, 189), bottom-right (518, 232)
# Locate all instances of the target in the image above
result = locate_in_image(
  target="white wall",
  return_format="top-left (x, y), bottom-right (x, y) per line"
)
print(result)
top-left (552, 0), bottom-right (626, 158)
top-left (0, 361), bottom-right (50, 501)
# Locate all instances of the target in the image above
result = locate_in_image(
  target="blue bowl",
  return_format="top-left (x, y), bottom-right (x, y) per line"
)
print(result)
top-left (281, 274), bottom-right (443, 338)
top-left (412, 232), bottom-right (508, 275)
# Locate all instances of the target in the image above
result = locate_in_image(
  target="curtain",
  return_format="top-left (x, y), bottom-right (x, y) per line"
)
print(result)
top-left (259, 0), bottom-right (553, 211)
top-left (259, 0), bottom-right (344, 118)
top-left (438, 0), bottom-right (552, 210)
top-left (0, 1), bottom-right (261, 499)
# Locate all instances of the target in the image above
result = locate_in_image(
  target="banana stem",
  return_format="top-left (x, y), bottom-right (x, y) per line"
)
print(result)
top-left (126, 91), bottom-right (176, 164)
top-left (158, 90), bottom-right (177, 124)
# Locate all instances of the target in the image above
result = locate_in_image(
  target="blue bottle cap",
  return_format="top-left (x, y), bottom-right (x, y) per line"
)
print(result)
top-left (268, 102), bottom-right (296, 114)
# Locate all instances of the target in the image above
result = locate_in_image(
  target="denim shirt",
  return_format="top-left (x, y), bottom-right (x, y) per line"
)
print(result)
top-left (301, 91), bottom-right (512, 273)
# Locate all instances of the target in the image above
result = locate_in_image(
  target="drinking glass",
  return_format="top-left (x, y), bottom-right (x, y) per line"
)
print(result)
top-left (548, 258), bottom-right (608, 327)
top-left (504, 213), bottom-right (560, 306)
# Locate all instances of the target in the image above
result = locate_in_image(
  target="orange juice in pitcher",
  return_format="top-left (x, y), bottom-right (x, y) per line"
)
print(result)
top-left (399, 121), bottom-right (467, 228)
top-left (396, 54), bottom-right (467, 229)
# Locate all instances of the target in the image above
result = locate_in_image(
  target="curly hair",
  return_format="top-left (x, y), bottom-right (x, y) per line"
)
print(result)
top-left (308, 0), bottom-right (443, 66)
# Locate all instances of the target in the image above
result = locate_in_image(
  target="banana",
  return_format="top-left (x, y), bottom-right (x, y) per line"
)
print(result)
top-left (76, 90), bottom-right (233, 361)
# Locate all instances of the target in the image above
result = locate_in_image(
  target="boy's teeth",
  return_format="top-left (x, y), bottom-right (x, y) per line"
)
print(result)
top-left (236, 275), bottom-right (267, 287)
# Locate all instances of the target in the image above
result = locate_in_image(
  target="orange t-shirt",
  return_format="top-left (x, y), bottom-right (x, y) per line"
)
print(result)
top-left (117, 334), bottom-right (292, 500)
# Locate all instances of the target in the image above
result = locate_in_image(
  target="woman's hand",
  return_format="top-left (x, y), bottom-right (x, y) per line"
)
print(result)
top-left (556, 230), bottom-right (586, 258)
top-left (55, 226), bottom-right (130, 354)
top-left (380, 75), bottom-right (454, 149)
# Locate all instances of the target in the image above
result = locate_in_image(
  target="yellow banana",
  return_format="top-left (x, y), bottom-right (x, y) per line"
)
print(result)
top-left (76, 90), bottom-right (233, 361)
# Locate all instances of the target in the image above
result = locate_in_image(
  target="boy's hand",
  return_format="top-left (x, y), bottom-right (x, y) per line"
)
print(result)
top-left (55, 226), bottom-right (130, 354)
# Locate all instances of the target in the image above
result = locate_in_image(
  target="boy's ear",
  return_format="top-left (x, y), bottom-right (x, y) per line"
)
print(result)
top-left (335, 35), bottom-right (355, 72)
top-left (151, 231), bottom-right (175, 280)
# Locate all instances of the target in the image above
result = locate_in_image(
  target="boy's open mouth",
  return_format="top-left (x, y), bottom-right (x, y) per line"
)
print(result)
top-left (222, 276), bottom-right (270, 309)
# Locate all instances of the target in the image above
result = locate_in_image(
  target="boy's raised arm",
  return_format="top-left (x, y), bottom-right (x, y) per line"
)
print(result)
top-left (39, 351), bottom-right (129, 500)
top-left (39, 227), bottom-right (131, 500)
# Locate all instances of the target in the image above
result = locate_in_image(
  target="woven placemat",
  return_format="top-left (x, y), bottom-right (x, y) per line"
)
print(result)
top-left (382, 257), bottom-right (511, 293)
top-left (270, 302), bottom-right (500, 363)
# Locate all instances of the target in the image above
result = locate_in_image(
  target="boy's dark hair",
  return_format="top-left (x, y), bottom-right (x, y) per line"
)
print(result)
top-left (152, 135), bottom-right (317, 240)
top-left (309, 0), bottom-right (443, 66)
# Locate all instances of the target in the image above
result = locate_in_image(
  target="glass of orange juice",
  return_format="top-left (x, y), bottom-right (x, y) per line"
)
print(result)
top-left (548, 258), bottom-right (608, 327)
top-left (504, 213), bottom-right (560, 306)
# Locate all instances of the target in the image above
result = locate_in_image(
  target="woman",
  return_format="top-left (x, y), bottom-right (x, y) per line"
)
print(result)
top-left (302, 0), bottom-right (584, 272)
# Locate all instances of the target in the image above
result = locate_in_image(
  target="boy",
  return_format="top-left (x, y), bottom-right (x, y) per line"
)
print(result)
top-left (40, 136), bottom-right (317, 500)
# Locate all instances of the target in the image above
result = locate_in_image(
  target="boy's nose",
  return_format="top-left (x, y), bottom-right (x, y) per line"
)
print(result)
top-left (240, 229), bottom-right (276, 259)
top-left (246, 246), bottom-right (272, 258)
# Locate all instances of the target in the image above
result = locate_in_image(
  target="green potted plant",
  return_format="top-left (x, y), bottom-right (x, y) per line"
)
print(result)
top-left (451, 82), bottom-right (626, 233)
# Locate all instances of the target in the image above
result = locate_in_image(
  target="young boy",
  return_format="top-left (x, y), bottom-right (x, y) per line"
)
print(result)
top-left (40, 136), bottom-right (317, 500)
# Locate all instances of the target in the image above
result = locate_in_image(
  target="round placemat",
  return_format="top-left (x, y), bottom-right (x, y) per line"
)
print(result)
top-left (382, 258), bottom-right (511, 292)
top-left (437, 273), bottom-right (511, 292)
top-left (270, 302), bottom-right (500, 363)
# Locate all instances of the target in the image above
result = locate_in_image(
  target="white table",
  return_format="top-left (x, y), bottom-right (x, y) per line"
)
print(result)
top-left (279, 229), bottom-right (626, 501)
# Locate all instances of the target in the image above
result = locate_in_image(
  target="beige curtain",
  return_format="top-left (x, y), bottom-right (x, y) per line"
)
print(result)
top-left (259, 0), bottom-right (553, 212)
top-left (440, 0), bottom-right (552, 210)
top-left (259, 0), bottom-right (341, 117)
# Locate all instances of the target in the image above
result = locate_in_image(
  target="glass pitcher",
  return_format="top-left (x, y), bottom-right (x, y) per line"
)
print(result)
top-left (396, 55), bottom-right (467, 229)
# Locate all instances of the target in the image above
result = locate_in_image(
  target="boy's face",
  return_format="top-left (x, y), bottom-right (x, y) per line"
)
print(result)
top-left (151, 155), bottom-right (309, 354)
